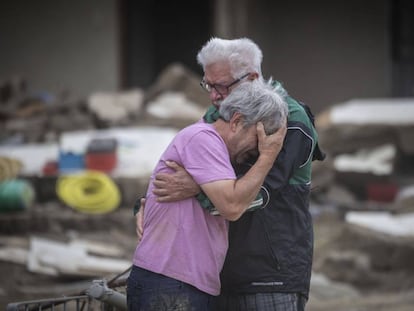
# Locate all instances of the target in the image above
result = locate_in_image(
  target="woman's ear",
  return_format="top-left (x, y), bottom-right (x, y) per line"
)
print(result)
top-left (229, 112), bottom-right (243, 132)
top-left (249, 72), bottom-right (259, 80)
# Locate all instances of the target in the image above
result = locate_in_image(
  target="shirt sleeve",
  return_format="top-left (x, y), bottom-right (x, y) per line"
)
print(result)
top-left (180, 130), bottom-right (236, 185)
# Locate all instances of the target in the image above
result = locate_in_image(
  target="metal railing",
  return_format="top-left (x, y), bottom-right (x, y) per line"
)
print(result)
top-left (6, 267), bottom-right (131, 311)
top-left (6, 295), bottom-right (93, 311)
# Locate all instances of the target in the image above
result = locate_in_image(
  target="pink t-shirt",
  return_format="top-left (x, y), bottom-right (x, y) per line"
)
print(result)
top-left (133, 122), bottom-right (236, 296)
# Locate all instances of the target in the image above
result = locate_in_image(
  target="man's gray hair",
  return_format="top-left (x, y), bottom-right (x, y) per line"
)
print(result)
top-left (219, 80), bottom-right (288, 135)
top-left (197, 37), bottom-right (263, 79)
top-left (197, 37), bottom-right (288, 99)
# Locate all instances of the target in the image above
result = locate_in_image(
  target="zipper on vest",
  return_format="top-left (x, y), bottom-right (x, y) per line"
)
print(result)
top-left (259, 213), bottom-right (281, 270)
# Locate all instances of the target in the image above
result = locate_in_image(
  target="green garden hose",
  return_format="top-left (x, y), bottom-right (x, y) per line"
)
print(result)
top-left (0, 179), bottom-right (35, 212)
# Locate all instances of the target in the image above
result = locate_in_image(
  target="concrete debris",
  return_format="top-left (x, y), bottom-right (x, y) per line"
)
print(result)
top-left (2, 236), bottom-right (131, 277)
top-left (69, 238), bottom-right (125, 257)
top-left (0, 247), bottom-right (28, 265)
top-left (316, 98), bottom-right (414, 155)
top-left (144, 62), bottom-right (210, 109)
top-left (313, 98), bottom-right (414, 208)
top-left (329, 98), bottom-right (414, 125)
top-left (333, 144), bottom-right (396, 175)
top-left (395, 185), bottom-right (414, 203)
top-left (310, 272), bottom-right (360, 300)
top-left (147, 91), bottom-right (205, 120)
top-left (323, 184), bottom-right (357, 208)
top-left (1, 69), bottom-right (414, 310)
top-left (88, 89), bottom-right (144, 125)
top-left (0, 236), bottom-right (130, 278)
top-left (345, 211), bottom-right (414, 237)
top-left (0, 65), bottom-right (204, 145)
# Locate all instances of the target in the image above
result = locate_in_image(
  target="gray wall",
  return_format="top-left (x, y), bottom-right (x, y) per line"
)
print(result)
top-left (0, 0), bottom-right (119, 99)
top-left (247, 0), bottom-right (391, 112)
top-left (0, 0), bottom-right (393, 114)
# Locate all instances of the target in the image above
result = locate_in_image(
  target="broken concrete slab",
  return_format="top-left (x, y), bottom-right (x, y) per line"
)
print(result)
top-left (144, 62), bottom-right (210, 109)
top-left (146, 91), bottom-right (205, 121)
top-left (316, 98), bottom-right (414, 155)
top-left (28, 236), bottom-right (131, 277)
top-left (333, 144), bottom-right (396, 175)
top-left (345, 211), bottom-right (414, 237)
top-left (88, 89), bottom-right (144, 125)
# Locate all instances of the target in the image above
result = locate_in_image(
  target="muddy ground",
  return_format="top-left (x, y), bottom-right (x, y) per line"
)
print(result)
top-left (1, 202), bottom-right (414, 310)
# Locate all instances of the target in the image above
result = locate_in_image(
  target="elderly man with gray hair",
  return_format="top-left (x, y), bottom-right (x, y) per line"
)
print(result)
top-left (127, 79), bottom-right (287, 311)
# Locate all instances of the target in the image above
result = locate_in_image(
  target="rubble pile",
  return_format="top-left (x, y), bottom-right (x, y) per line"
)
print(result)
top-left (313, 98), bottom-right (414, 209)
top-left (307, 98), bottom-right (414, 310)
top-left (0, 65), bottom-right (414, 310)
top-left (0, 63), bottom-right (209, 212)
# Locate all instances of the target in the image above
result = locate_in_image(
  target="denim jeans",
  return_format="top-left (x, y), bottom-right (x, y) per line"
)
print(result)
top-left (127, 265), bottom-right (216, 311)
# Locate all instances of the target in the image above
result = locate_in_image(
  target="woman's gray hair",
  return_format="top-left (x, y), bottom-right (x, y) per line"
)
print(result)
top-left (219, 79), bottom-right (288, 135)
top-left (197, 37), bottom-right (263, 79)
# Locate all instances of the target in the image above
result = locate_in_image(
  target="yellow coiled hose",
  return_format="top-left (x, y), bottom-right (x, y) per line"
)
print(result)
top-left (56, 170), bottom-right (121, 214)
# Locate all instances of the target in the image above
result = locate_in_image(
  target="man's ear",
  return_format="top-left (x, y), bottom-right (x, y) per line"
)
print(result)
top-left (229, 112), bottom-right (243, 132)
top-left (248, 72), bottom-right (259, 81)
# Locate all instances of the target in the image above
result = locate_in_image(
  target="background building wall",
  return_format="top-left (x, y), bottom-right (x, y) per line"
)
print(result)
top-left (245, 0), bottom-right (391, 112)
top-left (1, 0), bottom-right (409, 114)
top-left (0, 0), bottom-right (120, 98)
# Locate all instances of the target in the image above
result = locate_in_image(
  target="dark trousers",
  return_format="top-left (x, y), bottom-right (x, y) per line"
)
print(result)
top-left (127, 265), bottom-right (216, 311)
top-left (215, 292), bottom-right (307, 311)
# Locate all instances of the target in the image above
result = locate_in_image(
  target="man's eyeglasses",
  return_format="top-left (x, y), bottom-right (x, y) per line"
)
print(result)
top-left (200, 73), bottom-right (250, 97)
